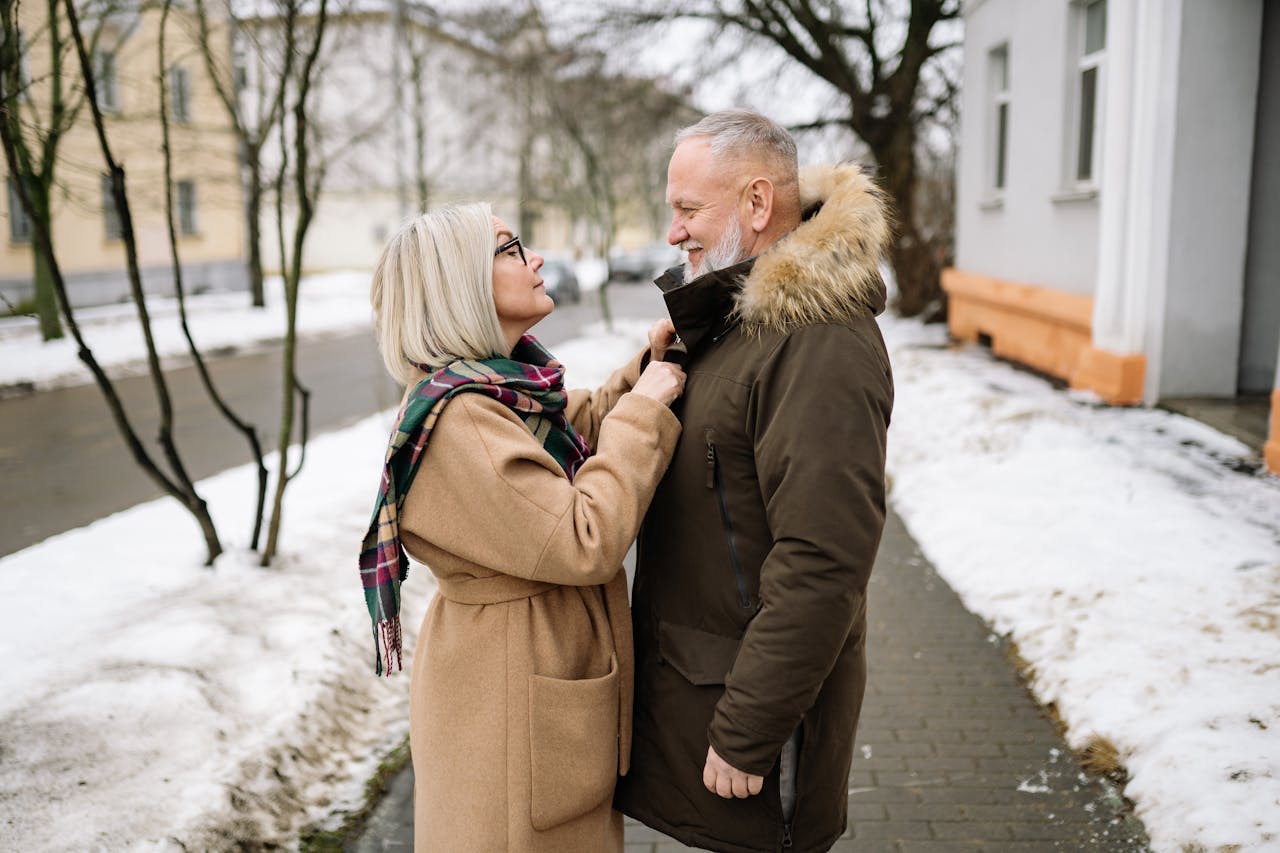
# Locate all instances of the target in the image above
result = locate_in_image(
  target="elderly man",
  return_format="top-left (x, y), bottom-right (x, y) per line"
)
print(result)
top-left (614, 110), bottom-right (894, 852)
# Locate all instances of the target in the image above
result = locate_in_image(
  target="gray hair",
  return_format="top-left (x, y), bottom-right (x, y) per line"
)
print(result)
top-left (370, 203), bottom-right (508, 385)
top-left (674, 109), bottom-right (800, 206)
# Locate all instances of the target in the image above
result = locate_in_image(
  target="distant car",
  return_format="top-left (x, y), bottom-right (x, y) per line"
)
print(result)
top-left (540, 258), bottom-right (580, 304)
top-left (608, 243), bottom-right (682, 283)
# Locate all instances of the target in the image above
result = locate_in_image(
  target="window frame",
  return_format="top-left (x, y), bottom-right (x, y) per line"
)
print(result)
top-left (102, 174), bottom-right (122, 241)
top-left (94, 48), bottom-right (120, 114)
top-left (7, 178), bottom-right (33, 245)
top-left (176, 180), bottom-right (198, 236)
top-left (986, 42), bottom-right (1011, 201)
top-left (1066, 0), bottom-right (1106, 193)
top-left (169, 65), bottom-right (191, 124)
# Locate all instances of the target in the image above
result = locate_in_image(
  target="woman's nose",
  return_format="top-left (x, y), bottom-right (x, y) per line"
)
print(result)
top-left (529, 251), bottom-right (544, 271)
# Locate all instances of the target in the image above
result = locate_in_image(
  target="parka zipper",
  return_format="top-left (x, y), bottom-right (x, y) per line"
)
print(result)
top-left (779, 725), bottom-right (803, 850)
top-left (705, 429), bottom-right (751, 609)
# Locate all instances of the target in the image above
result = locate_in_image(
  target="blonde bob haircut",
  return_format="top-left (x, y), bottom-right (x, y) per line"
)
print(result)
top-left (370, 202), bottom-right (508, 385)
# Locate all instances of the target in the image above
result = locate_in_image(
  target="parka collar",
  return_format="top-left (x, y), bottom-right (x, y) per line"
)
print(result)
top-left (656, 258), bottom-right (755, 358)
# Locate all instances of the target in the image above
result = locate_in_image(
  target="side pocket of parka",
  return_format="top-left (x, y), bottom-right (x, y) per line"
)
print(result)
top-left (528, 653), bottom-right (620, 831)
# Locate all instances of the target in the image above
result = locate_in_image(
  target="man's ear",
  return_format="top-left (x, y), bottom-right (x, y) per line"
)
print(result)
top-left (745, 177), bottom-right (774, 234)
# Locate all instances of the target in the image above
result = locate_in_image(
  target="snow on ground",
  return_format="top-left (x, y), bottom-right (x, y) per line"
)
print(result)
top-left (0, 272), bottom-right (375, 394)
top-left (881, 315), bottom-right (1280, 853)
top-left (0, 307), bottom-right (1276, 851)
top-left (0, 406), bottom-right (432, 850)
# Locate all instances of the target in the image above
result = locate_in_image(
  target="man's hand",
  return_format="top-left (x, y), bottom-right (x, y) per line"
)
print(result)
top-left (703, 745), bottom-right (764, 799)
top-left (648, 318), bottom-right (678, 363)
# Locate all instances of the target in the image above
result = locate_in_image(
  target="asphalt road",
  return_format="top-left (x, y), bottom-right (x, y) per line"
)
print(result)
top-left (0, 283), bottom-right (667, 557)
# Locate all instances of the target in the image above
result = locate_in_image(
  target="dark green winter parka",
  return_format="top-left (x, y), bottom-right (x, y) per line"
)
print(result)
top-left (615, 164), bottom-right (895, 853)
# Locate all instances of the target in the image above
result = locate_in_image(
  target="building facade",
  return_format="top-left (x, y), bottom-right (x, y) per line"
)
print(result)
top-left (1, 2), bottom-right (247, 309)
top-left (948, 0), bottom-right (1280, 473)
top-left (243, 5), bottom-right (683, 275)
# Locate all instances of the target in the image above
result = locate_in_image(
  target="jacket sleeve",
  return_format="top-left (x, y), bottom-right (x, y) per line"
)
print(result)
top-left (564, 345), bottom-right (650, 449)
top-left (400, 390), bottom-right (680, 586)
top-left (708, 323), bottom-right (893, 775)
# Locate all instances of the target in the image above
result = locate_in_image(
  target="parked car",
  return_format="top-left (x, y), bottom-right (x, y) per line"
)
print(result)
top-left (540, 258), bottom-right (581, 304)
top-left (608, 243), bottom-right (682, 283)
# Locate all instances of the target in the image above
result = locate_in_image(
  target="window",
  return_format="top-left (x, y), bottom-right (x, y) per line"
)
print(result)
top-left (16, 28), bottom-right (31, 98)
top-left (176, 180), bottom-right (198, 235)
top-left (94, 49), bottom-right (119, 113)
top-left (102, 174), bottom-right (122, 240)
top-left (232, 40), bottom-right (249, 92)
top-left (7, 178), bottom-right (32, 244)
top-left (169, 66), bottom-right (191, 123)
top-left (988, 44), bottom-right (1010, 194)
top-left (1073, 0), bottom-right (1106, 185)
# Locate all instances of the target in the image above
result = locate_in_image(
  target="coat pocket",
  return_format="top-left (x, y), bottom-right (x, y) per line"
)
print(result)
top-left (528, 653), bottom-right (620, 831)
top-left (658, 620), bottom-right (742, 686)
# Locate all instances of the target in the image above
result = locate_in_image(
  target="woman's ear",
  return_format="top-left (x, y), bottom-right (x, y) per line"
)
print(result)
top-left (745, 177), bottom-right (775, 234)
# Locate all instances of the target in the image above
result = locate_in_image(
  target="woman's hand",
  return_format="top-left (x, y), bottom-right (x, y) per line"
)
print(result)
top-left (647, 319), bottom-right (679, 363)
top-left (631, 361), bottom-right (686, 406)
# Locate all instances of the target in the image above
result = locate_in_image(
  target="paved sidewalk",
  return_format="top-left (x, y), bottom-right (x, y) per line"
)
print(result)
top-left (354, 509), bottom-right (1152, 851)
top-left (624, 511), bottom-right (1151, 852)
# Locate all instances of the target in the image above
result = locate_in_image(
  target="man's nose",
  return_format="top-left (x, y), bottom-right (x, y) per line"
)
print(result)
top-left (667, 218), bottom-right (686, 246)
top-left (529, 251), bottom-right (544, 271)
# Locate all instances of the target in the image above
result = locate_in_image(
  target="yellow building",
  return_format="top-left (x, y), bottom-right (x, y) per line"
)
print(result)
top-left (1, 3), bottom-right (245, 309)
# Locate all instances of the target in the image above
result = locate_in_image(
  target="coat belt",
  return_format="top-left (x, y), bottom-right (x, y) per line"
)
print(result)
top-left (436, 574), bottom-right (559, 605)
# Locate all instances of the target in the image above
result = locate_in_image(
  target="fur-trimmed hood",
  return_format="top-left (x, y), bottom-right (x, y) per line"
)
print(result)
top-left (736, 163), bottom-right (891, 333)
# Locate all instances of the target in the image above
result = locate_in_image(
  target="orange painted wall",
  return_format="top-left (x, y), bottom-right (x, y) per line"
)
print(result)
top-left (941, 268), bottom-right (1145, 405)
top-left (942, 268), bottom-right (1279, 475)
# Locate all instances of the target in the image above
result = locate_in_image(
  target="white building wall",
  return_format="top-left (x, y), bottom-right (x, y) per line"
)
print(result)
top-left (1237, 0), bottom-right (1280, 395)
top-left (1155, 0), bottom-right (1263, 398)
top-left (955, 0), bottom-right (1101, 296)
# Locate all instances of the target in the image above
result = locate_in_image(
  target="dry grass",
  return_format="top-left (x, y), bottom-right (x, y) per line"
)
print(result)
top-left (1080, 734), bottom-right (1129, 787)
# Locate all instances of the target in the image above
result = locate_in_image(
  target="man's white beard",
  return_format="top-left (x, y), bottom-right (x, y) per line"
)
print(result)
top-left (683, 218), bottom-right (746, 283)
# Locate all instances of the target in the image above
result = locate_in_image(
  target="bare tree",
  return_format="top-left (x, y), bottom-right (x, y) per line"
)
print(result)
top-left (190, 0), bottom-right (291, 308)
top-left (460, 3), bottom-right (695, 325)
top-left (0, 0), bottom-right (112, 340)
top-left (260, 0), bottom-right (329, 566)
top-left (595, 0), bottom-right (964, 318)
top-left (158, 0), bottom-right (271, 549)
top-left (1, 0), bottom-right (225, 564)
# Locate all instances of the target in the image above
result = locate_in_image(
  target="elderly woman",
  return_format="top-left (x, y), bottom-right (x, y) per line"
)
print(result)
top-left (360, 203), bottom-right (684, 852)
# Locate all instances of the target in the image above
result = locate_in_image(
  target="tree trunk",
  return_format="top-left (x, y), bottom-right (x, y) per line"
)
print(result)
top-left (246, 152), bottom-right (266, 308)
top-left (24, 178), bottom-right (62, 340)
top-left (870, 123), bottom-right (946, 319)
top-left (33, 237), bottom-right (63, 341)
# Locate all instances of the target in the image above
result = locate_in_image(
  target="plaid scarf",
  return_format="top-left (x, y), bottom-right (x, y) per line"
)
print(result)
top-left (359, 335), bottom-right (591, 675)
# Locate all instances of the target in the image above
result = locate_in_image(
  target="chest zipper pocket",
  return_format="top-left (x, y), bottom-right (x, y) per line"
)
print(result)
top-left (705, 429), bottom-right (752, 609)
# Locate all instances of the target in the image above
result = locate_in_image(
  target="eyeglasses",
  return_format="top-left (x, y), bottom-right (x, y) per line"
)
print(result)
top-left (494, 235), bottom-right (527, 266)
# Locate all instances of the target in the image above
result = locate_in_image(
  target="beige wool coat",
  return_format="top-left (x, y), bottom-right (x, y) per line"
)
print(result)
top-left (400, 350), bottom-right (680, 852)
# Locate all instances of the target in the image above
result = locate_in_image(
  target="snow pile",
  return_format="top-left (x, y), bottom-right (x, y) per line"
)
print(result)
top-left (881, 314), bottom-right (1280, 852)
top-left (0, 407), bottom-right (435, 849)
top-left (0, 271), bottom-right (374, 393)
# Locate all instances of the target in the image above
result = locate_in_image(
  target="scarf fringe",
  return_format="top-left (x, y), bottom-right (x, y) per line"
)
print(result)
top-left (377, 616), bottom-right (403, 677)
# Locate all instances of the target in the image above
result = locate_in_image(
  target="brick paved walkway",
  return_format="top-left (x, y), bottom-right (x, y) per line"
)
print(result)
top-left (624, 510), bottom-right (1151, 852)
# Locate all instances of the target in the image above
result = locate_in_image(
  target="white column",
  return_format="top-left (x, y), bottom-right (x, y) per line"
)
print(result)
top-left (1091, 0), bottom-right (1138, 351)
top-left (1090, 0), bottom-right (1183, 402)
